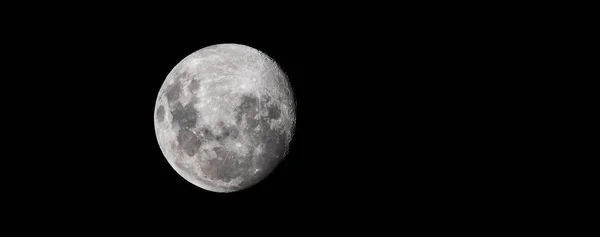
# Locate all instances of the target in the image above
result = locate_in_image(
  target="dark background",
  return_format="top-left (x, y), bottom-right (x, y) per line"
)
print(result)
top-left (8, 22), bottom-right (382, 213)
top-left (2, 3), bottom-right (594, 233)
top-left (3, 6), bottom-right (548, 224)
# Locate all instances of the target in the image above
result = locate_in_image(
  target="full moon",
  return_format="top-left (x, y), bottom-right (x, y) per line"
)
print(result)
top-left (154, 44), bottom-right (296, 192)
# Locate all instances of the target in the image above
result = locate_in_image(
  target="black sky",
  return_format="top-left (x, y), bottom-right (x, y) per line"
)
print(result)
top-left (3, 7), bottom-right (530, 223)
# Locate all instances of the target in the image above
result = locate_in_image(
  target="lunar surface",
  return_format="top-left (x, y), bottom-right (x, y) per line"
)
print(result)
top-left (154, 44), bottom-right (296, 192)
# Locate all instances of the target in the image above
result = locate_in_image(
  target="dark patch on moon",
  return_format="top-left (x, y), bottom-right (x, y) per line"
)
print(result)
top-left (225, 126), bottom-right (240, 139)
top-left (246, 116), bottom-right (260, 130)
top-left (156, 105), bottom-right (165, 122)
top-left (177, 130), bottom-right (201, 156)
top-left (251, 116), bottom-right (288, 168)
top-left (234, 94), bottom-right (260, 131)
top-left (201, 147), bottom-right (251, 183)
top-left (188, 80), bottom-right (200, 92)
top-left (200, 126), bottom-right (215, 140)
top-left (262, 126), bottom-right (286, 159)
top-left (276, 74), bottom-right (285, 83)
top-left (267, 104), bottom-right (281, 120)
top-left (216, 123), bottom-right (240, 141)
top-left (171, 102), bottom-right (199, 129)
top-left (212, 146), bottom-right (230, 160)
top-left (215, 134), bottom-right (224, 142)
top-left (164, 81), bottom-right (181, 103)
top-left (261, 94), bottom-right (271, 104)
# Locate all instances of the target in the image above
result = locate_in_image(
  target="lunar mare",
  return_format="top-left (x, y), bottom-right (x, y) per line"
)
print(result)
top-left (154, 44), bottom-right (296, 192)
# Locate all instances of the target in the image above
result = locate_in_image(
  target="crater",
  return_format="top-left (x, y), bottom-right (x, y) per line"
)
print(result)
top-left (262, 126), bottom-right (286, 159)
top-left (156, 105), bottom-right (165, 122)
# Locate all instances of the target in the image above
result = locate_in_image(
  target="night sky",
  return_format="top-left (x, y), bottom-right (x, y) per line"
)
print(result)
top-left (5, 7), bottom-right (516, 224)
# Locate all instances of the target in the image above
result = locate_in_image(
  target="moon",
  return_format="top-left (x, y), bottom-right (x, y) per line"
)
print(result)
top-left (154, 43), bottom-right (296, 193)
